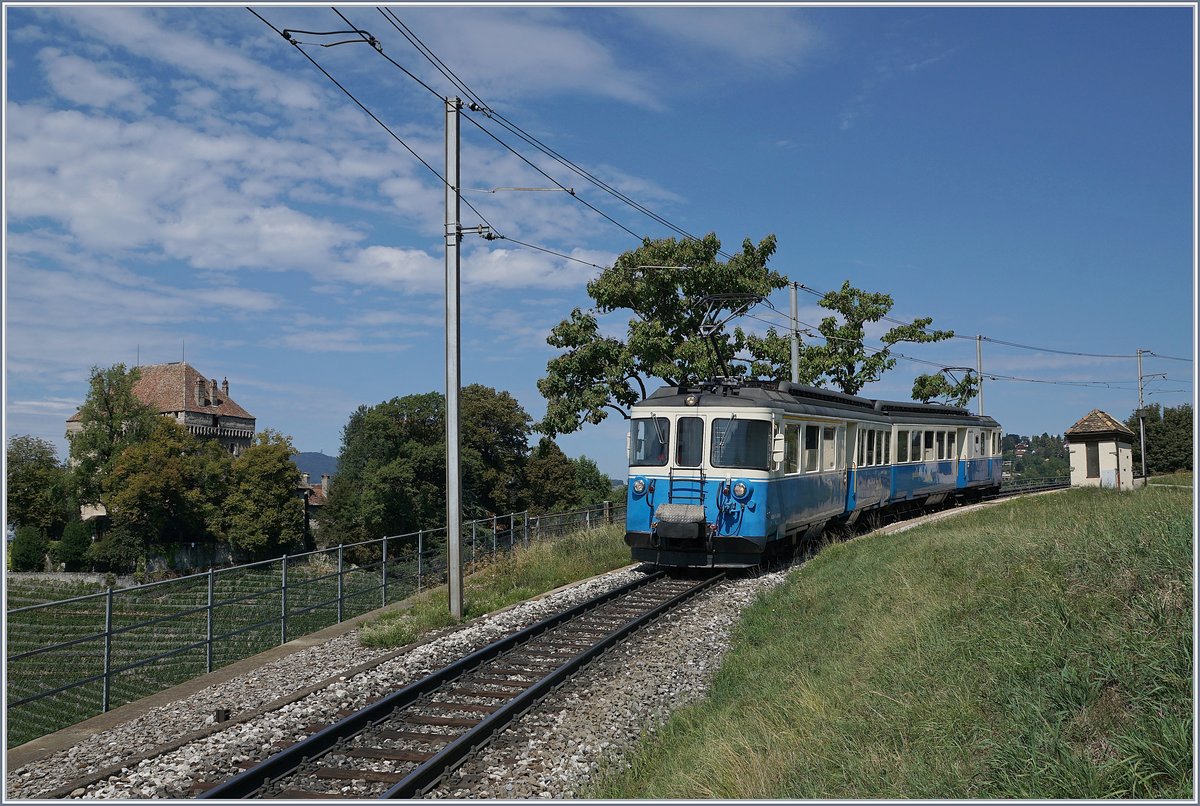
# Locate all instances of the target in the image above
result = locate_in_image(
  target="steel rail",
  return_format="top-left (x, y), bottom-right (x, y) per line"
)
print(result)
top-left (382, 571), bottom-right (724, 798)
top-left (197, 570), bottom-right (668, 799)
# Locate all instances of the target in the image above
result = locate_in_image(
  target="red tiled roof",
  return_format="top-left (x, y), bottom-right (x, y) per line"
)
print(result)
top-left (67, 362), bottom-right (254, 421)
top-left (1065, 409), bottom-right (1134, 438)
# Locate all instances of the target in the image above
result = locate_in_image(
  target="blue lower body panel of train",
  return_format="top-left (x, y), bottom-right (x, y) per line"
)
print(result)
top-left (625, 472), bottom-right (844, 567)
top-left (625, 474), bottom-right (769, 567)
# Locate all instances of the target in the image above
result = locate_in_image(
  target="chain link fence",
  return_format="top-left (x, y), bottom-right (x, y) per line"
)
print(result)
top-left (5, 501), bottom-right (626, 749)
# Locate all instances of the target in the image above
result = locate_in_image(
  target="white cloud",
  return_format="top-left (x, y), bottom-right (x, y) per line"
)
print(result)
top-left (629, 8), bottom-right (822, 73)
top-left (38, 47), bottom-right (152, 113)
top-left (59, 7), bottom-right (321, 110)
top-left (397, 8), bottom-right (662, 109)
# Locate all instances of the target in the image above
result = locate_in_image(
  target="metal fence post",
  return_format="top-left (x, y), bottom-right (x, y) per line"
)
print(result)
top-left (102, 587), bottom-right (113, 713)
top-left (418, 531), bottom-right (423, 592)
top-left (337, 544), bottom-right (344, 623)
top-left (522, 511), bottom-right (528, 547)
top-left (206, 568), bottom-right (215, 674)
top-left (381, 535), bottom-right (389, 607)
top-left (280, 554), bottom-right (289, 645)
top-left (471, 521), bottom-right (477, 570)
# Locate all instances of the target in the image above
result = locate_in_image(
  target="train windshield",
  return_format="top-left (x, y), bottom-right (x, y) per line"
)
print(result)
top-left (630, 417), bottom-right (670, 466)
top-left (711, 418), bottom-right (771, 470)
top-left (676, 417), bottom-right (703, 467)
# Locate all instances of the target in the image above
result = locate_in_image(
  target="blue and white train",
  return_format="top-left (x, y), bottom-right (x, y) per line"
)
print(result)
top-left (624, 378), bottom-right (1003, 567)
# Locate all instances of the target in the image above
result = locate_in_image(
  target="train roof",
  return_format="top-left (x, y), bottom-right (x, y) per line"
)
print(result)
top-left (633, 380), bottom-right (1001, 429)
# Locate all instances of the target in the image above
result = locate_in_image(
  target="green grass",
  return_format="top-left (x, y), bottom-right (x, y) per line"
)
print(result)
top-left (592, 487), bottom-right (1192, 799)
top-left (359, 524), bottom-right (630, 648)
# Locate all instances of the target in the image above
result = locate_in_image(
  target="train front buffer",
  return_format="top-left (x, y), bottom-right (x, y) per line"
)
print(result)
top-left (625, 474), bottom-right (768, 567)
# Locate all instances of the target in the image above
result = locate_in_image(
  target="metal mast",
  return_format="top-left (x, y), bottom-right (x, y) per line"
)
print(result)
top-left (445, 97), bottom-right (463, 619)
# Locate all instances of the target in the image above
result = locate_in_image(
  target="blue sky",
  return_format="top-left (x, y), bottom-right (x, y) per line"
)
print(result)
top-left (4, 4), bottom-right (1195, 481)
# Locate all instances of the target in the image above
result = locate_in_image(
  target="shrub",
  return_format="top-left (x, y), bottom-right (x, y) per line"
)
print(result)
top-left (10, 525), bottom-right (49, 571)
top-left (52, 520), bottom-right (93, 571)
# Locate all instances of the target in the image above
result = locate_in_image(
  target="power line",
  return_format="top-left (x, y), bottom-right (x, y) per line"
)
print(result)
top-left (250, 8), bottom-right (614, 276)
top-left (361, 7), bottom-right (734, 258)
top-left (789, 282), bottom-right (1191, 364)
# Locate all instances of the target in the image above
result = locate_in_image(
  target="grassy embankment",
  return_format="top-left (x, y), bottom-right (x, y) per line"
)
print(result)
top-left (593, 485), bottom-right (1193, 799)
top-left (359, 523), bottom-right (630, 648)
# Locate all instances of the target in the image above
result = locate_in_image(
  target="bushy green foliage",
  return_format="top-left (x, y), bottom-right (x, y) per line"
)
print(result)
top-left (749, 280), bottom-right (953, 396)
top-left (538, 233), bottom-right (783, 436)
top-left (6, 435), bottom-right (70, 537)
top-left (86, 524), bottom-right (144, 573)
top-left (222, 430), bottom-right (305, 560)
top-left (1127, 403), bottom-right (1192, 473)
top-left (10, 525), bottom-right (48, 571)
top-left (52, 520), bottom-right (93, 571)
top-left (103, 418), bottom-right (231, 555)
top-left (67, 364), bottom-right (159, 507)
top-left (325, 386), bottom-right (533, 544)
top-left (1004, 433), bottom-right (1071, 479)
top-left (524, 437), bottom-right (581, 513)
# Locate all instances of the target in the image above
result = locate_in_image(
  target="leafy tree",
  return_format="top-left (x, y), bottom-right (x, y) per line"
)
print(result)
top-left (538, 233), bottom-right (784, 436)
top-left (10, 525), bottom-right (48, 571)
top-left (573, 456), bottom-right (613, 507)
top-left (461, 385), bottom-right (532, 515)
top-left (222, 430), bottom-right (305, 560)
top-left (749, 281), bottom-right (953, 396)
top-left (51, 520), bottom-right (93, 571)
top-left (911, 371), bottom-right (979, 408)
top-left (68, 364), bottom-right (159, 507)
top-left (325, 386), bottom-right (533, 544)
top-left (1127, 403), bottom-right (1193, 474)
top-left (87, 524), bottom-right (143, 574)
top-left (524, 438), bottom-right (581, 513)
top-left (103, 419), bottom-right (231, 560)
top-left (6, 435), bottom-right (69, 536)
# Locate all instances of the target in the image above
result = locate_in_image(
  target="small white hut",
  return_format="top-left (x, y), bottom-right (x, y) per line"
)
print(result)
top-left (1064, 409), bottom-right (1136, 490)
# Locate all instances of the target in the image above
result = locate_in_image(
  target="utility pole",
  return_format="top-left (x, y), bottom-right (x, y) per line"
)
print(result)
top-left (789, 282), bottom-right (800, 384)
top-left (976, 335), bottom-right (984, 415)
top-left (444, 97), bottom-right (463, 620)
top-left (1137, 348), bottom-right (1146, 480)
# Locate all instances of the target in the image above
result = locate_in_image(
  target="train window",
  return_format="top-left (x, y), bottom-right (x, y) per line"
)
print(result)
top-left (980, 431), bottom-right (990, 457)
top-left (785, 424), bottom-right (801, 474)
top-left (881, 432), bottom-right (891, 465)
top-left (857, 431), bottom-right (865, 467)
top-left (803, 424), bottom-right (820, 472)
top-left (864, 430), bottom-right (875, 466)
top-left (837, 426), bottom-right (846, 470)
top-left (936, 432), bottom-right (946, 460)
top-left (676, 417), bottom-right (703, 467)
top-left (897, 430), bottom-right (909, 462)
top-left (822, 427), bottom-right (837, 471)
top-left (630, 417), bottom-right (670, 466)
top-left (924, 431), bottom-right (936, 461)
top-left (947, 432), bottom-right (957, 458)
top-left (711, 418), bottom-right (771, 470)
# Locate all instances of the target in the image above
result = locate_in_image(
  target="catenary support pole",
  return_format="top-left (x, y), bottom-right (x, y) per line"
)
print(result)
top-left (790, 282), bottom-right (800, 384)
top-left (1138, 348), bottom-right (1147, 479)
top-left (445, 97), bottom-right (464, 620)
top-left (976, 335), bottom-right (984, 415)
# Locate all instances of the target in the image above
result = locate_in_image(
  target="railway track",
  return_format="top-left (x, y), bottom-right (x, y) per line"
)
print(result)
top-left (192, 570), bottom-right (723, 799)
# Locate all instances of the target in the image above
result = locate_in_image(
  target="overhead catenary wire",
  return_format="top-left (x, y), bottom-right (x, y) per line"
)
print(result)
top-left (364, 6), bottom-right (735, 258)
top-left (267, 8), bottom-right (1191, 376)
top-left (249, 7), bottom-right (611, 274)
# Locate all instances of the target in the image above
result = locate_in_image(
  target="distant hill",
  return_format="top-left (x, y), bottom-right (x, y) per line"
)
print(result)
top-left (294, 451), bottom-right (338, 479)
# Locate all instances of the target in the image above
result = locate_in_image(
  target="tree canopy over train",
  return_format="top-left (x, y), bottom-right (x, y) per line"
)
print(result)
top-left (537, 232), bottom-right (968, 436)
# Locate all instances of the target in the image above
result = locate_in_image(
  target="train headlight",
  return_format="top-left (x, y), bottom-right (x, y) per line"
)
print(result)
top-left (632, 477), bottom-right (647, 495)
top-left (685, 394), bottom-right (699, 406)
top-left (731, 480), bottom-right (752, 501)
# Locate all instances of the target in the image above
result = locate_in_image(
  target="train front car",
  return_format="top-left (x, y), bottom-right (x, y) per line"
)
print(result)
top-left (625, 383), bottom-right (776, 567)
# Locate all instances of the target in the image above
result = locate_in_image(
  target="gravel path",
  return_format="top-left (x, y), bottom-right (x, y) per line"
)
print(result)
top-left (5, 562), bottom-right (787, 800)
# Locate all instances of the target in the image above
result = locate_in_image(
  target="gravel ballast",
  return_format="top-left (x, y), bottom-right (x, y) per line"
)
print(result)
top-left (7, 565), bottom-right (790, 800)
